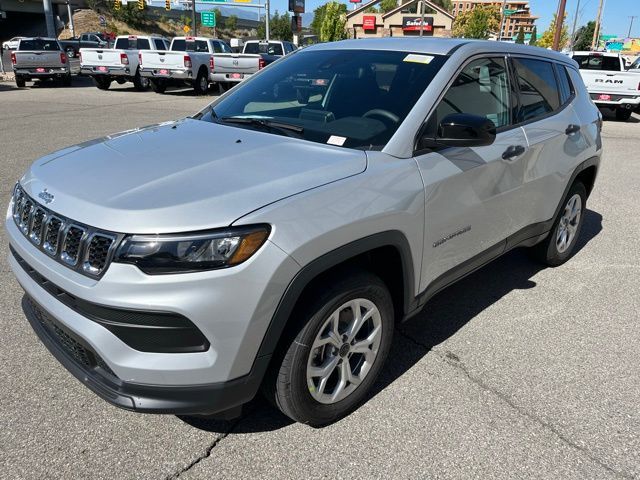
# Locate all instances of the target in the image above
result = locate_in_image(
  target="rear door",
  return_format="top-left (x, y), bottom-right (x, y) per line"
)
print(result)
top-left (414, 56), bottom-right (529, 293)
top-left (510, 56), bottom-right (583, 227)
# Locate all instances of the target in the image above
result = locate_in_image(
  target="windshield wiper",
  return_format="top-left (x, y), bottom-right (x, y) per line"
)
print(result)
top-left (219, 116), bottom-right (304, 138)
top-left (194, 104), bottom-right (217, 120)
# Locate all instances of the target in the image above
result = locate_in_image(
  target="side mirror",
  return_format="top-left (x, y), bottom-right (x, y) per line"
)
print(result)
top-left (422, 113), bottom-right (497, 149)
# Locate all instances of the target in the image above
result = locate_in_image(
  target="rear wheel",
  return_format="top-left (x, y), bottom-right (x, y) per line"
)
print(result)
top-left (133, 70), bottom-right (149, 91)
top-left (15, 75), bottom-right (26, 88)
top-left (616, 108), bottom-right (633, 121)
top-left (150, 79), bottom-right (166, 94)
top-left (268, 271), bottom-right (394, 426)
top-left (93, 76), bottom-right (111, 90)
top-left (530, 181), bottom-right (587, 267)
top-left (194, 70), bottom-right (209, 95)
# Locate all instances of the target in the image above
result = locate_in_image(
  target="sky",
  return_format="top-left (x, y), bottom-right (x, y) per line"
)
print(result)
top-left (190, 0), bottom-right (640, 38)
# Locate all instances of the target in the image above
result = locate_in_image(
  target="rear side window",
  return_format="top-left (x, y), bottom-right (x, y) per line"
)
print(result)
top-left (572, 54), bottom-right (621, 71)
top-left (556, 64), bottom-right (574, 105)
top-left (212, 41), bottom-right (222, 53)
top-left (512, 58), bottom-right (560, 123)
top-left (19, 39), bottom-right (60, 51)
top-left (429, 57), bottom-right (512, 130)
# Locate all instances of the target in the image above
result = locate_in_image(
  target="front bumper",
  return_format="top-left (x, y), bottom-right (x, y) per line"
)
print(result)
top-left (80, 65), bottom-right (131, 77)
top-left (140, 67), bottom-right (192, 80)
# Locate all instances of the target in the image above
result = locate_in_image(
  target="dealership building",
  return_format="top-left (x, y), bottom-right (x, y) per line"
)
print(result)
top-left (345, 0), bottom-right (454, 39)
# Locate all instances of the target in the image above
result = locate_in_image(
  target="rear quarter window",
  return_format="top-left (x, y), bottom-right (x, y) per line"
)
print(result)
top-left (555, 64), bottom-right (574, 105)
top-left (513, 58), bottom-right (560, 123)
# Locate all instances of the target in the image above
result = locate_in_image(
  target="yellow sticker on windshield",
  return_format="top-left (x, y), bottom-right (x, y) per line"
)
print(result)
top-left (403, 54), bottom-right (434, 65)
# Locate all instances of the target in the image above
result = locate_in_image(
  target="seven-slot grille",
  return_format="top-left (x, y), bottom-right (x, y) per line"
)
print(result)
top-left (11, 184), bottom-right (120, 278)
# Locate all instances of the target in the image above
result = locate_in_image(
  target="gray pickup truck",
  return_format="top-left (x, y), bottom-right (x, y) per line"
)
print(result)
top-left (11, 38), bottom-right (71, 88)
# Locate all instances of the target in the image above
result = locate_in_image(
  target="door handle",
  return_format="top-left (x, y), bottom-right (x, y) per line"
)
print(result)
top-left (565, 124), bottom-right (581, 135)
top-left (502, 145), bottom-right (525, 161)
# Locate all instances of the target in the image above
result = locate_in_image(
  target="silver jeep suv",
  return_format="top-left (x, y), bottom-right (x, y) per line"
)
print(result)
top-left (6, 39), bottom-right (601, 426)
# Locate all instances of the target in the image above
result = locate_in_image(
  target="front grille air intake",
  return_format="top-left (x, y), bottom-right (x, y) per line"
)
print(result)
top-left (11, 184), bottom-right (121, 278)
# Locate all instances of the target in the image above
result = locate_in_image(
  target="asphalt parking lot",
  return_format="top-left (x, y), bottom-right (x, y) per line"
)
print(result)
top-left (0, 81), bottom-right (639, 480)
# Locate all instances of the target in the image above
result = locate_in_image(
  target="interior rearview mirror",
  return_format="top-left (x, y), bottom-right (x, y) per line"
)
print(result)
top-left (421, 113), bottom-right (497, 149)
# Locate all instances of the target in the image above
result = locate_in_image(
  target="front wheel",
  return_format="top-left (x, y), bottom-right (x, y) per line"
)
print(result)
top-left (530, 181), bottom-right (587, 267)
top-left (269, 271), bottom-right (394, 426)
top-left (616, 108), bottom-right (633, 121)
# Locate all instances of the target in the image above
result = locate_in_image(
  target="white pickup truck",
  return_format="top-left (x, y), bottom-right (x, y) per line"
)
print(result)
top-left (571, 51), bottom-right (640, 121)
top-left (139, 37), bottom-right (218, 94)
top-left (80, 35), bottom-right (170, 91)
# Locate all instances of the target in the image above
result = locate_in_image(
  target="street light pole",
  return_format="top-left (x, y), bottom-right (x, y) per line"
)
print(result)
top-left (628, 16), bottom-right (637, 38)
top-left (265, 0), bottom-right (270, 40)
top-left (419, 0), bottom-right (425, 37)
top-left (66, 1), bottom-right (75, 38)
top-left (552, 0), bottom-right (567, 51)
top-left (192, 0), bottom-right (197, 36)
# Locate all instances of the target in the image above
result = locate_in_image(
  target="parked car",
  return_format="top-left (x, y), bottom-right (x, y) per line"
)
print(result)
top-left (139, 36), bottom-right (220, 94)
top-left (11, 38), bottom-right (71, 87)
top-left (80, 35), bottom-right (170, 91)
top-left (570, 51), bottom-right (640, 121)
top-left (59, 33), bottom-right (109, 59)
top-left (6, 39), bottom-right (601, 426)
top-left (2, 36), bottom-right (26, 50)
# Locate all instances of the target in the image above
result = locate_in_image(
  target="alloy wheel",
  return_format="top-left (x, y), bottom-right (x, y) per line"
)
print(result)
top-left (556, 193), bottom-right (582, 254)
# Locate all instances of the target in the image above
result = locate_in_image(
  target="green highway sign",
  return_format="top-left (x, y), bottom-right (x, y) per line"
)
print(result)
top-left (503, 9), bottom-right (517, 16)
top-left (201, 10), bottom-right (216, 26)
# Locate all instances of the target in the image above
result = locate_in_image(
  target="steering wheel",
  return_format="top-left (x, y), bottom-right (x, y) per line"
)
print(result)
top-left (362, 109), bottom-right (400, 124)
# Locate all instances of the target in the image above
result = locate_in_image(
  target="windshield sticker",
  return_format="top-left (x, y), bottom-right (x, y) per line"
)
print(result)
top-left (403, 54), bottom-right (434, 65)
top-left (327, 135), bottom-right (346, 146)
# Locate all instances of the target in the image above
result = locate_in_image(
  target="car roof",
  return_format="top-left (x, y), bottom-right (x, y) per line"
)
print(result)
top-left (306, 38), bottom-right (575, 66)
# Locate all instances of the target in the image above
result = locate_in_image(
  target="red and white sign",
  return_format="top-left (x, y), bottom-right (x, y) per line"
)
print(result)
top-left (363, 15), bottom-right (376, 30)
top-left (598, 94), bottom-right (612, 101)
top-left (402, 16), bottom-right (433, 32)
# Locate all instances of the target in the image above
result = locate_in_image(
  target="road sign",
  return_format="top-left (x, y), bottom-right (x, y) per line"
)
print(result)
top-left (183, 25), bottom-right (191, 33)
top-left (503, 9), bottom-right (517, 16)
top-left (201, 11), bottom-right (216, 27)
top-left (99, 15), bottom-right (106, 26)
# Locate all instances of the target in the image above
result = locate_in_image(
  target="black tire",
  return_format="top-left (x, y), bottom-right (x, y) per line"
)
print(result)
top-left (133, 70), bottom-right (150, 91)
top-left (530, 181), bottom-right (587, 267)
top-left (62, 74), bottom-right (72, 87)
top-left (15, 76), bottom-right (26, 88)
top-left (616, 108), bottom-right (633, 121)
top-left (268, 270), bottom-right (394, 426)
top-left (93, 76), bottom-right (111, 90)
top-left (194, 69), bottom-right (209, 95)
top-left (150, 79), bottom-right (166, 94)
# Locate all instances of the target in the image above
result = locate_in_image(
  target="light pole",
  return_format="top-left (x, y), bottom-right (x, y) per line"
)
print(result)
top-left (628, 16), bottom-right (637, 38)
top-left (66, 1), bottom-right (75, 38)
top-left (192, 0), bottom-right (197, 36)
top-left (419, 0), bottom-right (425, 37)
top-left (265, 0), bottom-right (270, 41)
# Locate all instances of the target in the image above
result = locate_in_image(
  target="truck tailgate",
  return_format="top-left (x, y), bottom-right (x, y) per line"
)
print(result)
top-left (140, 51), bottom-right (186, 70)
top-left (81, 48), bottom-right (127, 67)
top-left (581, 70), bottom-right (640, 94)
top-left (213, 54), bottom-right (261, 75)
top-left (14, 51), bottom-right (63, 68)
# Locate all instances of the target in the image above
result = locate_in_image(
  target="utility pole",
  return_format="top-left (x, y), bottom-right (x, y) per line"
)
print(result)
top-left (419, 0), bottom-right (425, 37)
top-left (66, 1), bottom-right (75, 38)
top-left (498, 0), bottom-right (508, 41)
top-left (192, 0), bottom-right (197, 36)
top-left (43, 0), bottom-right (56, 38)
top-left (569, 0), bottom-right (580, 51)
top-left (628, 16), bottom-right (637, 38)
top-left (552, 0), bottom-right (567, 51)
top-left (591, 0), bottom-right (604, 50)
top-left (265, 0), bottom-right (270, 41)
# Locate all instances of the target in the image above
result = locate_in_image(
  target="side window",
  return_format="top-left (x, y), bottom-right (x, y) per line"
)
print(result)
top-left (212, 41), bottom-right (222, 53)
top-left (220, 42), bottom-right (232, 53)
top-left (428, 57), bottom-right (512, 134)
top-left (555, 64), bottom-right (574, 106)
top-left (512, 58), bottom-right (560, 123)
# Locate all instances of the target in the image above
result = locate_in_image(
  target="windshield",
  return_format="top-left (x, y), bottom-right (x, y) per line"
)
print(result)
top-left (244, 42), bottom-right (284, 56)
top-left (19, 39), bottom-right (60, 51)
top-left (573, 54), bottom-right (622, 71)
top-left (199, 49), bottom-right (447, 150)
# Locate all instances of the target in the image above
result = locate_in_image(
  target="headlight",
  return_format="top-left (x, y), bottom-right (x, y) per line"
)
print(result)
top-left (114, 225), bottom-right (270, 274)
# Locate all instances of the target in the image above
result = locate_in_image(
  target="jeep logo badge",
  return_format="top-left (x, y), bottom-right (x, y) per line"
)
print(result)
top-left (38, 189), bottom-right (54, 204)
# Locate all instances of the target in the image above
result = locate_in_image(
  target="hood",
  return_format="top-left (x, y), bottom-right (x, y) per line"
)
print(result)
top-left (20, 119), bottom-right (367, 233)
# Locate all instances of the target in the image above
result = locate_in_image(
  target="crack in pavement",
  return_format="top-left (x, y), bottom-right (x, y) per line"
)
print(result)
top-left (165, 418), bottom-right (241, 480)
top-left (395, 327), bottom-right (634, 480)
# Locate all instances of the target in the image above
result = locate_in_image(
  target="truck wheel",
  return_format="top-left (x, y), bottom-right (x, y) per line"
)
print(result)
top-left (150, 79), bottom-right (166, 94)
top-left (133, 70), bottom-right (150, 91)
top-left (65, 47), bottom-right (76, 58)
top-left (93, 76), bottom-right (111, 90)
top-left (530, 181), bottom-right (587, 267)
top-left (616, 108), bottom-right (633, 121)
top-left (267, 271), bottom-right (394, 426)
top-left (194, 70), bottom-right (209, 95)
top-left (15, 76), bottom-right (26, 88)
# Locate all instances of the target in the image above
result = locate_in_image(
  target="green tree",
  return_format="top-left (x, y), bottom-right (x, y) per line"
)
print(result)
top-left (452, 5), bottom-right (500, 39)
top-left (320, 1), bottom-right (348, 42)
top-left (529, 25), bottom-right (537, 46)
top-left (573, 21), bottom-right (595, 51)
top-left (257, 11), bottom-right (293, 41)
top-left (515, 26), bottom-right (525, 44)
top-left (538, 13), bottom-right (568, 50)
top-left (378, 0), bottom-right (397, 13)
top-left (225, 14), bottom-right (238, 31)
top-left (310, 4), bottom-right (327, 35)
